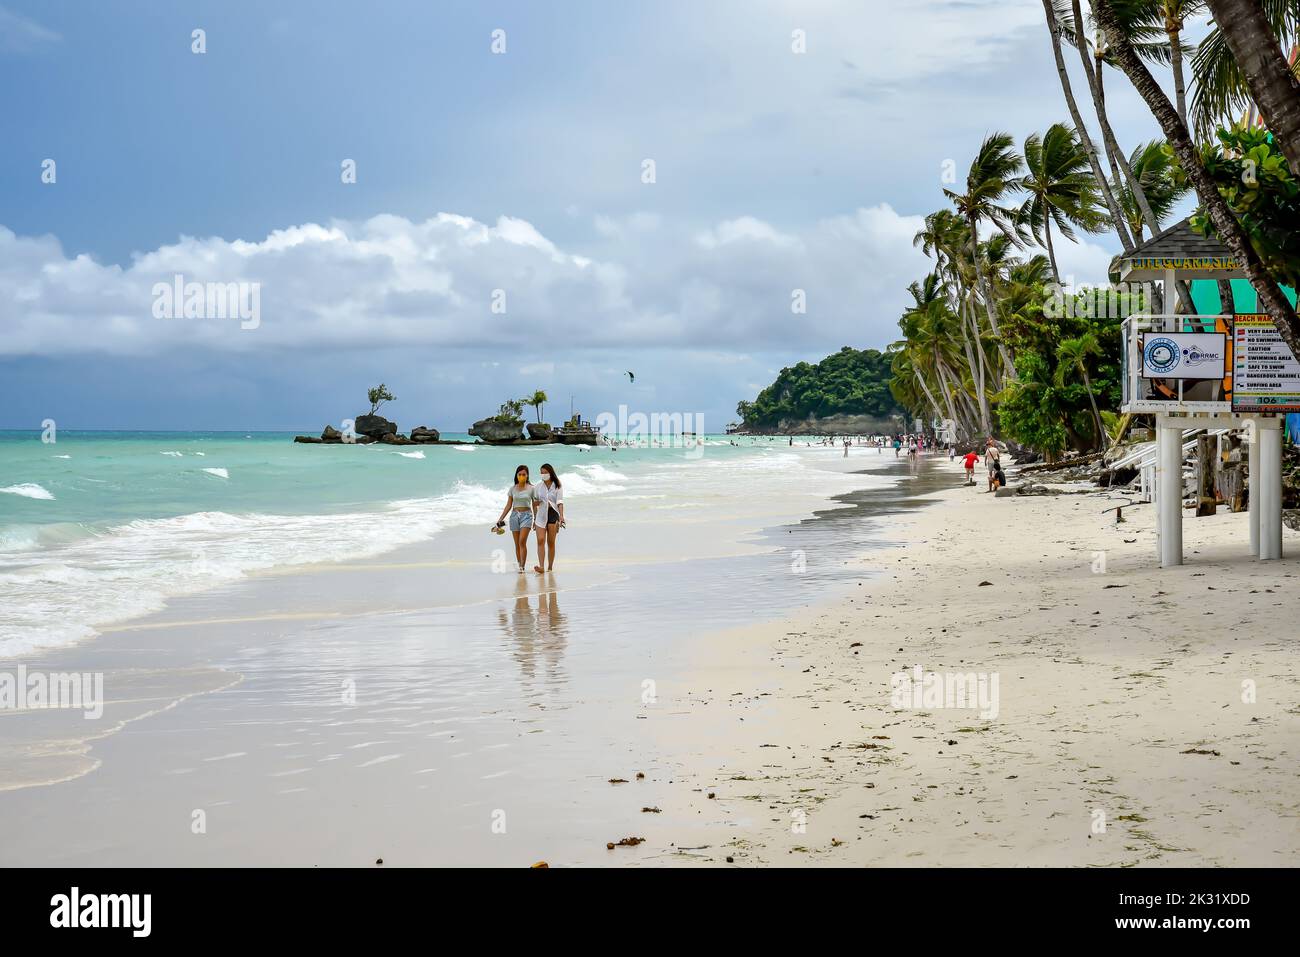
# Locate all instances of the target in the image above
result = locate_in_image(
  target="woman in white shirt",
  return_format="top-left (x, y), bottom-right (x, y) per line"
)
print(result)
top-left (533, 463), bottom-right (566, 573)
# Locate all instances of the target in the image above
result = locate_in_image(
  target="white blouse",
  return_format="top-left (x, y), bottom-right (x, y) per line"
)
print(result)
top-left (535, 481), bottom-right (563, 513)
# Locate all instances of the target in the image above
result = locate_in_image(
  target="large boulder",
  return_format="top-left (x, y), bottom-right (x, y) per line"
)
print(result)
top-left (354, 414), bottom-right (397, 440)
top-left (321, 425), bottom-right (343, 443)
top-left (526, 423), bottom-right (554, 441)
top-left (410, 426), bottom-right (440, 443)
top-left (468, 418), bottom-right (524, 444)
top-left (380, 433), bottom-right (414, 445)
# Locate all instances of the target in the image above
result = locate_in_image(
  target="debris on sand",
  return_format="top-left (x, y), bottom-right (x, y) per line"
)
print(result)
top-left (606, 837), bottom-right (646, 849)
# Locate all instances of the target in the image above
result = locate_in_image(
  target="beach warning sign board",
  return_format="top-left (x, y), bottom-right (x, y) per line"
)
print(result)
top-left (1232, 315), bottom-right (1300, 412)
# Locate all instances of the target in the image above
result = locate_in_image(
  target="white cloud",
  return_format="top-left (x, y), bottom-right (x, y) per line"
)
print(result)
top-left (0, 204), bottom-right (933, 358)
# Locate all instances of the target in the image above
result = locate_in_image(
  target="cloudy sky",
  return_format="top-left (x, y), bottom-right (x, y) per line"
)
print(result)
top-left (0, 0), bottom-right (1201, 431)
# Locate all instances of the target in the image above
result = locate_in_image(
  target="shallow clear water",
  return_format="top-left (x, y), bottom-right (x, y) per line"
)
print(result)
top-left (0, 431), bottom-right (878, 656)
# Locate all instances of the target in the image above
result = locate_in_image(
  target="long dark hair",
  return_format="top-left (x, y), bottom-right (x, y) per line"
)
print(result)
top-left (539, 463), bottom-right (561, 488)
top-left (513, 464), bottom-right (530, 485)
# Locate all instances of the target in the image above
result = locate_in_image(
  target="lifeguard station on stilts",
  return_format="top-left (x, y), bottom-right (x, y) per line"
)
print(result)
top-left (1118, 220), bottom-right (1300, 568)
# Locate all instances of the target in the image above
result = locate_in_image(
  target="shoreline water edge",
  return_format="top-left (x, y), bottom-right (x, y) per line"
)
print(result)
top-left (1, 435), bottom-right (1294, 866)
top-left (0, 433), bottom-right (945, 864)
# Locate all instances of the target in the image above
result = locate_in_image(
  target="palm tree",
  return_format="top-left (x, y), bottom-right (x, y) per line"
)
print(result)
top-left (1055, 332), bottom-right (1106, 449)
top-left (1201, 0), bottom-right (1300, 176)
top-left (1190, 1), bottom-right (1300, 143)
top-left (1111, 139), bottom-right (1192, 241)
top-left (894, 276), bottom-right (965, 437)
top-left (524, 389), bottom-right (548, 424)
top-left (1151, 0), bottom-right (1208, 127)
top-left (914, 210), bottom-right (995, 430)
top-left (1059, 0), bottom-right (1167, 241)
top-left (1092, 0), bottom-right (1300, 354)
top-left (888, 347), bottom-right (944, 426)
top-left (944, 132), bottom-right (1024, 375)
top-left (1039, 0), bottom-right (1136, 251)
top-left (1018, 123), bottom-right (1108, 283)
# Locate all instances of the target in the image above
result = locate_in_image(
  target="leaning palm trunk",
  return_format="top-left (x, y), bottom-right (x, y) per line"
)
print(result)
top-left (1167, 17), bottom-right (1189, 127)
top-left (1093, 51), bottom-right (1130, 189)
top-left (1217, 278), bottom-right (1235, 317)
top-left (1204, 0), bottom-right (1300, 176)
top-left (968, 226), bottom-right (1016, 375)
top-left (1043, 216), bottom-right (1061, 284)
top-left (1093, 0), bottom-right (1300, 355)
top-left (956, 297), bottom-right (992, 433)
top-left (916, 376), bottom-right (946, 428)
top-left (1081, 366), bottom-right (1105, 450)
top-left (1040, 0), bottom-right (1135, 251)
top-left (934, 354), bottom-right (964, 436)
top-left (1070, 1), bottom-right (1165, 247)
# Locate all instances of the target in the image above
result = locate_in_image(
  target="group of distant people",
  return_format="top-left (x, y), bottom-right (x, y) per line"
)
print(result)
top-left (960, 438), bottom-right (1006, 492)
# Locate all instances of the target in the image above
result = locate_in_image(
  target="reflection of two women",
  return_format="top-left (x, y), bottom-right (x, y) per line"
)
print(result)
top-left (497, 584), bottom-right (566, 681)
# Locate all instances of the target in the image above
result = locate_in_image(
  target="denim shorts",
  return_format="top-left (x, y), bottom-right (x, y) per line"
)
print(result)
top-left (508, 510), bottom-right (533, 532)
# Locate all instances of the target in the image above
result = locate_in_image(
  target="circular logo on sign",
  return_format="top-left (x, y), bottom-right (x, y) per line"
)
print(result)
top-left (1144, 337), bottom-right (1180, 375)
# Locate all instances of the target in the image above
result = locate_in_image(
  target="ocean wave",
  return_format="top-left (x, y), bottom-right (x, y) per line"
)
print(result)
top-left (201, 468), bottom-right (229, 479)
top-left (0, 484), bottom-right (54, 501)
top-left (0, 481), bottom-right (503, 658)
top-left (394, 450), bottom-right (425, 459)
top-left (573, 463), bottom-right (628, 482)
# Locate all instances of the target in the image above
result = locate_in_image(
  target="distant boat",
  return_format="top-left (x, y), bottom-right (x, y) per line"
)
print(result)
top-left (552, 413), bottom-right (603, 445)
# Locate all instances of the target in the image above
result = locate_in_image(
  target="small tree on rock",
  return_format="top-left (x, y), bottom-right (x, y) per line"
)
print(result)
top-left (367, 384), bottom-right (396, 416)
top-left (524, 390), bottom-right (549, 425)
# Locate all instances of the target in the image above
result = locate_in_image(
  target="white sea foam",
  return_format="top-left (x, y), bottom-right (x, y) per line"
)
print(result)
top-left (0, 484), bottom-right (54, 501)
top-left (160, 451), bottom-right (183, 457)
top-left (53, 454), bottom-right (71, 459)
top-left (395, 451), bottom-right (425, 459)
top-left (202, 468), bottom-right (229, 479)
top-left (0, 481), bottom-right (503, 657)
top-left (452, 445), bottom-right (475, 452)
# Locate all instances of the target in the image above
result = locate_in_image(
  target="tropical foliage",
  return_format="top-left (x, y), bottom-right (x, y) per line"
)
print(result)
top-left (738, 347), bottom-right (901, 428)
top-left (887, 0), bottom-right (1300, 458)
top-left (366, 384), bottom-right (395, 415)
top-left (1181, 126), bottom-right (1300, 291)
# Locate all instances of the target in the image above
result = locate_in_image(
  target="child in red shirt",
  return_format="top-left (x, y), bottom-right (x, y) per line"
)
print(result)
top-left (961, 451), bottom-right (979, 486)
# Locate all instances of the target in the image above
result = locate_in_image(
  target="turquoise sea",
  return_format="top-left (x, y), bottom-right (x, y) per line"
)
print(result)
top-left (0, 430), bottom-right (827, 657)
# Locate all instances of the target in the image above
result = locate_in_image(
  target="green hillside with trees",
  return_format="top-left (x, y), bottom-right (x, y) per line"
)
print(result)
top-left (736, 347), bottom-right (903, 429)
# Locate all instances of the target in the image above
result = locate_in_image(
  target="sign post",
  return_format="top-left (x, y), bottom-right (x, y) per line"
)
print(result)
top-left (1231, 315), bottom-right (1300, 413)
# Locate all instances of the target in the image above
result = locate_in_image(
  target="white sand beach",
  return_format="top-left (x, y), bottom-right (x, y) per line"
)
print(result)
top-left (1, 450), bottom-right (1294, 867)
top-left (626, 461), bottom-right (1300, 866)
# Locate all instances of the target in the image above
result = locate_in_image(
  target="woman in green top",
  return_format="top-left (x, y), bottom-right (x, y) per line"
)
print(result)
top-left (493, 465), bottom-right (537, 573)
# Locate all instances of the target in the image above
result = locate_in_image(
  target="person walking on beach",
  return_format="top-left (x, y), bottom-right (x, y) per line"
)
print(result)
top-left (532, 463), bottom-right (566, 574)
top-left (961, 448), bottom-right (979, 485)
top-left (494, 465), bottom-right (537, 573)
top-left (893, 436), bottom-right (901, 457)
top-left (843, 438), bottom-right (850, 458)
top-left (984, 439), bottom-right (1001, 493)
